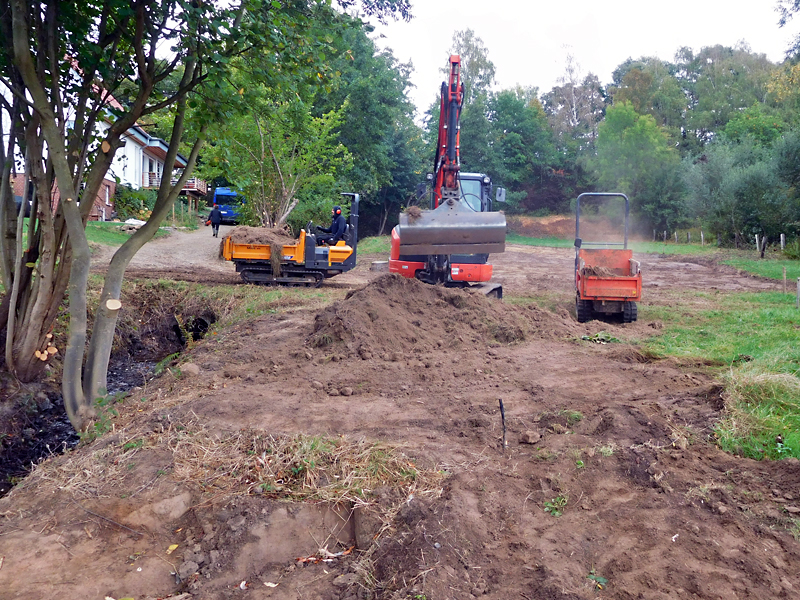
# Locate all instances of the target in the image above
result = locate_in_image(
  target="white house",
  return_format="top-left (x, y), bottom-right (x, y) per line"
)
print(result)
top-left (2, 86), bottom-right (207, 221)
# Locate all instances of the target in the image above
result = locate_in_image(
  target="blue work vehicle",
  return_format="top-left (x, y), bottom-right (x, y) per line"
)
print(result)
top-left (212, 187), bottom-right (243, 224)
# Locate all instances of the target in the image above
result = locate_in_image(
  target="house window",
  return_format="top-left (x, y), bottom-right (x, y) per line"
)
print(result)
top-left (105, 184), bottom-right (110, 205)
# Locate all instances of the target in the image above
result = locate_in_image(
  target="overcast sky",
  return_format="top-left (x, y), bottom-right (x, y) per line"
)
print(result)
top-left (368, 1), bottom-right (800, 119)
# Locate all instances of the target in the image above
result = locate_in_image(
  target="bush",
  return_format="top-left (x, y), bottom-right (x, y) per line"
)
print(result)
top-left (784, 239), bottom-right (800, 260)
top-left (115, 185), bottom-right (158, 220)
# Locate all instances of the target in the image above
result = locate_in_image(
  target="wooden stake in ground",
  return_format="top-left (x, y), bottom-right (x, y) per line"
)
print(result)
top-left (499, 398), bottom-right (507, 452)
top-left (782, 233), bottom-right (786, 251)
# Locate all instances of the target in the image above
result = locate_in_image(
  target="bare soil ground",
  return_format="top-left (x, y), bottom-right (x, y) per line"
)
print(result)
top-left (1, 225), bottom-right (797, 600)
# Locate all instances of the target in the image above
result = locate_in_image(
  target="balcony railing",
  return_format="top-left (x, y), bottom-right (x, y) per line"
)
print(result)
top-left (143, 172), bottom-right (207, 195)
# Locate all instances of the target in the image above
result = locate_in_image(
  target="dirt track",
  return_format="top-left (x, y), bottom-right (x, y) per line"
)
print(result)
top-left (2, 226), bottom-right (798, 600)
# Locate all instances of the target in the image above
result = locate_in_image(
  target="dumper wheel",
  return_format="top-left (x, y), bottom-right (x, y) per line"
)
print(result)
top-left (623, 301), bottom-right (638, 323)
top-left (576, 297), bottom-right (592, 323)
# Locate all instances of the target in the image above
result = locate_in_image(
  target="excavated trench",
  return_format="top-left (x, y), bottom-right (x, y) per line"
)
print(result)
top-left (0, 299), bottom-right (217, 498)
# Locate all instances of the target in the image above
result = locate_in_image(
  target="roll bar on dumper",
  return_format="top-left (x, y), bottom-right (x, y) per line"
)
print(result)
top-left (574, 193), bottom-right (641, 323)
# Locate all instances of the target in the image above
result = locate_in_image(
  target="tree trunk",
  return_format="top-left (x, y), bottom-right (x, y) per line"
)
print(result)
top-left (84, 121), bottom-right (206, 403)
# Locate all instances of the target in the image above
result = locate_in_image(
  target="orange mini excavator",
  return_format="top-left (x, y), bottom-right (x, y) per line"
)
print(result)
top-left (389, 55), bottom-right (506, 298)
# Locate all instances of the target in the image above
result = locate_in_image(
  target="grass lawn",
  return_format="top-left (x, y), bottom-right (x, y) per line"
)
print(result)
top-left (86, 221), bottom-right (135, 246)
top-left (722, 256), bottom-right (800, 281)
top-left (641, 290), bottom-right (800, 460)
top-left (507, 232), bottom-right (720, 256)
top-left (357, 236), bottom-right (391, 254)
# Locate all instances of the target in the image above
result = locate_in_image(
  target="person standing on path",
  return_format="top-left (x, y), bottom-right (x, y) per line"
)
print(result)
top-left (209, 204), bottom-right (222, 237)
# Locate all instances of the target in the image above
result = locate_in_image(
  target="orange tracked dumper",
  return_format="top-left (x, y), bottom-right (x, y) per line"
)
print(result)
top-left (574, 192), bottom-right (642, 323)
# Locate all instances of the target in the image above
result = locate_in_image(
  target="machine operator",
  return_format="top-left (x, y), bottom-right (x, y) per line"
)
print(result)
top-left (316, 205), bottom-right (346, 246)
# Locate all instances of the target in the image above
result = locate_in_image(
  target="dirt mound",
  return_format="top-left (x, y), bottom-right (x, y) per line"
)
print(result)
top-left (507, 214), bottom-right (575, 238)
top-left (225, 226), bottom-right (295, 247)
top-left (404, 205), bottom-right (423, 222)
top-left (309, 274), bottom-right (578, 358)
top-left (581, 265), bottom-right (618, 277)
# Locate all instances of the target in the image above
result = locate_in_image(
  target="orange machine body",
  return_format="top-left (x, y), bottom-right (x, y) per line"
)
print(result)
top-left (389, 228), bottom-right (493, 283)
top-left (575, 248), bottom-right (642, 302)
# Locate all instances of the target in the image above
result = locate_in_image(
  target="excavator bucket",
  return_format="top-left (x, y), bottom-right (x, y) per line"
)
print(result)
top-left (397, 199), bottom-right (506, 255)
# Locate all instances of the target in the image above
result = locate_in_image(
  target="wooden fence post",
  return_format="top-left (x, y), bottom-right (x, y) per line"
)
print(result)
top-left (755, 234), bottom-right (759, 251)
top-left (674, 231), bottom-right (678, 243)
top-left (688, 231), bottom-right (691, 244)
top-left (701, 230), bottom-right (705, 246)
top-left (663, 231), bottom-right (667, 242)
top-left (781, 233), bottom-right (786, 250)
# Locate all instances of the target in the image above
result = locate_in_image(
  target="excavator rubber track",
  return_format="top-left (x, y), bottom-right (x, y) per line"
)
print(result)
top-left (239, 266), bottom-right (325, 287)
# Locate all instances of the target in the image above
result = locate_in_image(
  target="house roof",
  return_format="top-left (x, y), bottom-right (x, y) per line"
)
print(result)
top-left (143, 137), bottom-right (188, 168)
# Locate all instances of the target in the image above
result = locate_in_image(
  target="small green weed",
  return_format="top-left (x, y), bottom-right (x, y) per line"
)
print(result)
top-left (80, 392), bottom-right (124, 442)
top-left (598, 445), bottom-right (615, 457)
top-left (789, 518), bottom-right (800, 540)
top-left (154, 352), bottom-right (180, 376)
top-left (122, 439), bottom-right (145, 451)
top-left (581, 331), bottom-right (620, 344)
top-left (561, 410), bottom-right (584, 425)
top-left (587, 568), bottom-right (608, 589)
top-left (544, 495), bottom-right (568, 517)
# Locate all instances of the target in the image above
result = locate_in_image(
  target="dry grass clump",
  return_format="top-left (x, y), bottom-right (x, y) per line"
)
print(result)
top-left (17, 409), bottom-right (445, 515)
top-left (20, 441), bottom-right (136, 498)
top-left (715, 368), bottom-right (800, 460)
top-left (168, 425), bottom-right (444, 508)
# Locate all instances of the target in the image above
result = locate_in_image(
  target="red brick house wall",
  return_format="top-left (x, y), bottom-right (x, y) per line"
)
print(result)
top-left (10, 174), bottom-right (116, 221)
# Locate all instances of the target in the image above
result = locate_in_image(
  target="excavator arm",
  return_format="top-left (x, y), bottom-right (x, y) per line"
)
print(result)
top-left (433, 55), bottom-right (464, 208)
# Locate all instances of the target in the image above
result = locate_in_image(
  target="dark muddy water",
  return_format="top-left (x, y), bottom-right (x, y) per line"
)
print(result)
top-left (0, 357), bottom-right (157, 497)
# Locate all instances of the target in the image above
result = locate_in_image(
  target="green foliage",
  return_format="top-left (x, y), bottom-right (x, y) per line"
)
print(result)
top-left (486, 89), bottom-right (556, 212)
top-left (675, 44), bottom-right (775, 151)
top-left (784, 240), bottom-right (800, 260)
top-left (199, 85), bottom-right (351, 227)
top-left (722, 104), bottom-right (786, 146)
top-left (80, 393), bottom-right (123, 442)
top-left (587, 569), bottom-right (608, 589)
top-left (683, 133), bottom-right (800, 245)
top-left (113, 185), bottom-right (158, 221)
top-left (611, 57), bottom-right (684, 140)
top-left (594, 102), bottom-right (685, 230)
top-left (581, 331), bottom-right (620, 344)
top-left (154, 352), bottom-right (181, 376)
top-left (543, 495), bottom-right (568, 517)
top-left (312, 23), bottom-right (425, 234)
top-left (446, 29), bottom-right (497, 103)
